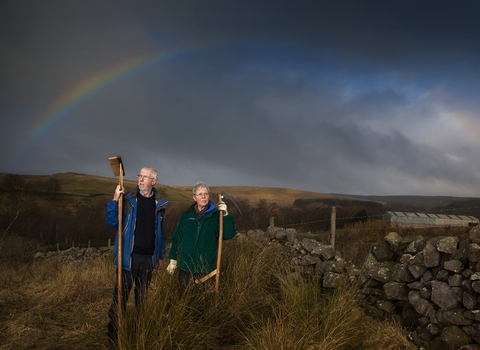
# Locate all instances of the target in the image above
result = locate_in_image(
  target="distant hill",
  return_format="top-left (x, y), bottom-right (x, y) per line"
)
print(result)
top-left (171, 185), bottom-right (362, 207)
top-left (1, 173), bottom-right (364, 210)
top-left (6, 172), bottom-right (477, 211)
top-left (329, 194), bottom-right (480, 208)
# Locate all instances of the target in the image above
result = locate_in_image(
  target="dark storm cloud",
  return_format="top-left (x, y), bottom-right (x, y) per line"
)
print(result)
top-left (1, 0), bottom-right (480, 196)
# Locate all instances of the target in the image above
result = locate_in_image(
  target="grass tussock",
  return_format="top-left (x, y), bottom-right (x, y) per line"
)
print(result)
top-left (1, 235), bottom-right (417, 350)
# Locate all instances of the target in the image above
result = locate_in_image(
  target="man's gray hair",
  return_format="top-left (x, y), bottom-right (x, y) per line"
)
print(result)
top-left (141, 167), bottom-right (158, 180)
top-left (193, 181), bottom-right (210, 195)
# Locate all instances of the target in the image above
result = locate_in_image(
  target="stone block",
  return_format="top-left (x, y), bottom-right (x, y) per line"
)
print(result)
top-left (462, 323), bottom-right (480, 343)
top-left (466, 243), bottom-right (480, 263)
top-left (311, 244), bottom-right (335, 261)
top-left (384, 231), bottom-right (403, 251)
top-left (370, 261), bottom-right (396, 283)
top-left (448, 274), bottom-right (464, 287)
top-left (440, 326), bottom-right (471, 350)
top-left (384, 281), bottom-right (410, 300)
top-left (391, 263), bottom-right (416, 283)
top-left (463, 292), bottom-right (479, 310)
top-left (371, 240), bottom-right (396, 262)
top-left (444, 260), bottom-right (465, 274)
top-left (408, 291), bottom-right (435, 316)
top-left (437, 236), bottom-right (459, 254)
top-left (443, 309), bottom-right (474, 326)
top-left (431, 281), bottom-right (461, 310)
top-left (424, 240), bottom-right (441, 268)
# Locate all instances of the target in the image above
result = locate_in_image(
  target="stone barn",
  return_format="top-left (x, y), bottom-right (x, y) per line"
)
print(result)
top-left (383, 211), bottom-right (479, 228)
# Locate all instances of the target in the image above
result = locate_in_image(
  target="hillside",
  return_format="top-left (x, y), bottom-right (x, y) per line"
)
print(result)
top-left (329, 194), bottom-right (480, 208)
top-left (1, 173), bottom-right (364, 210)
top-left (173, 185), bottom-right (359, 207)
top-left (7, 172), bottom-right (479, 211)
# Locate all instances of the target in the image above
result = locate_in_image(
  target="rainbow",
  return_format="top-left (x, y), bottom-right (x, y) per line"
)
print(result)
top-left (18, 50), bottom-right (173, 153)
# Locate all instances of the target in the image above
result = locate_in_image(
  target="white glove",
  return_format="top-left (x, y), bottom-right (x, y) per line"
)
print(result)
top-left (218, 201), bottom-right (228, 215)
top-left (167, 260), bottom-right (177, 275)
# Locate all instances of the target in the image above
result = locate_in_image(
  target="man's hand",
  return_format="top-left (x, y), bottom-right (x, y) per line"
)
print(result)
top-left (218, 201), bottom-right (228, 215)
top-left (167, 260), bottom-right (177, 275)
top-left (113, 185), bottom-right (125, 201)
top-left (155, 259), bottom-right (163, 270)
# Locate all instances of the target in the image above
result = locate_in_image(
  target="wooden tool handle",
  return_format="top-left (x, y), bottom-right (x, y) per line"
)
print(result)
top-left (215, 193), bottom-right (224, 294)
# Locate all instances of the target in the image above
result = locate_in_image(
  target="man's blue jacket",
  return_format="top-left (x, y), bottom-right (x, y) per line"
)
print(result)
top-left (105, 186), bottom-right (169, 271)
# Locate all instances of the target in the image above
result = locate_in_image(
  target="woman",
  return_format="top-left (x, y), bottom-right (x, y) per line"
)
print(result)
top-left (167, 182), bottom-right (237, 294)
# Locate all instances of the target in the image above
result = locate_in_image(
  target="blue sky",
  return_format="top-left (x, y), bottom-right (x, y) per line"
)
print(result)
top-left (1, 0), bottom-right (480, 196)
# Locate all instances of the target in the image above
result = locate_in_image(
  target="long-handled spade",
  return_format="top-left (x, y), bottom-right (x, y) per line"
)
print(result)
top-left (215, 193), bottom-right (225, 304)
top-left (108, 155), bottom-right (125, 347)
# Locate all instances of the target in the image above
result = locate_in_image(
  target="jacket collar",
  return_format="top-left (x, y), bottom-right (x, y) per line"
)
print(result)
top-left (188, 201), bottom-right (216, 216)
top-left (129, 186), bottom-right (169, 209)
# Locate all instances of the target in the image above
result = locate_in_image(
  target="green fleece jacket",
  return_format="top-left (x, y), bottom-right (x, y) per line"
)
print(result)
top-left (169, 201), bottom-right (237, 273)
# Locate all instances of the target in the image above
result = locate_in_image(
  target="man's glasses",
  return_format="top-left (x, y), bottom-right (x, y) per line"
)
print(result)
top-left (137, 175), bottom-right (152, 180)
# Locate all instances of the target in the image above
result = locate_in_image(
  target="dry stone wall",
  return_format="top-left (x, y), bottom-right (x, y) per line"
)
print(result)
top-left (358, 228), bottom-right (480, 350)
top-left (34, 246), bottom-right (113, 264)
top-left (240, 226), bottom-right (480, 350)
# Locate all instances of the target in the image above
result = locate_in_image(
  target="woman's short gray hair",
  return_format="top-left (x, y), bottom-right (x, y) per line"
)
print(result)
top-left (193, 181), bottom-right (210, 195)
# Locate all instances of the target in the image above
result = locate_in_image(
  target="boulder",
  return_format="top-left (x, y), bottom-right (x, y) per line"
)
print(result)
top-left (444, 260), bottom-right (465, 274)
top-left (408, 291), bottom-right (435, 316)
top-left (371, 240), bottom-right (396, 262)
top-left (298, 254), bottom-right (321, 266)
top-left (384, 231), bottom-right (403, 252)
top-left (424, 238), bottom-right (441, 267)
top-left (462, 323), bottom-right (480, 343)
top-left (470, 226), bottom-right (480, 244)
top-left (323, 272), bottom-right (344, 288)
top-left (443, 309), bottom-right (474, 326)
top-left (384, 281), bottom-right (410, 300)
top-left (437, 236), bottom-right (459, 254)
top-left (300, 238), bottom-right (322, 253)
top-left (285, 228), bottom-right (298, 245)
top-left (370, 261), bottom-right (396, 283)
top-left (404, 240), bottom-right (425, 254)
top-left (466, 243), bottom-right (480, 263)
top-left (440, 326), bottom-right (471, 350)
top-left (311, 244), bottom-right (335, 261)
top-left (431, 281), bottom-right (461, 310)
top-left (391, 263), bottom-right (416, 283)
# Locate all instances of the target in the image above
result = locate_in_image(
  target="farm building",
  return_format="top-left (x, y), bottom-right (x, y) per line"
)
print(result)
top-left (383, 211), bottom-right (479, 228)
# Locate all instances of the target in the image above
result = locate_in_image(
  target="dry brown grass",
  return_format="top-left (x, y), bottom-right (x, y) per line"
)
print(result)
top-left (0, 236), bottom-right (423, 350)
top-left (0, 258), bottom-right (114, 349)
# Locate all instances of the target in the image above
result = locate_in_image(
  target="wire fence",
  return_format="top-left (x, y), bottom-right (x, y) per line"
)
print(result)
top-left (48, 205), bottom-right (478, 256)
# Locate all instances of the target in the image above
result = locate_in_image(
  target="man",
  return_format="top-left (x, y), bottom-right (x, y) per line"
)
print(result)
top-left (105, 167), bottom-right (169, 344)
top-left (166, 181), bottom-right (236, 294)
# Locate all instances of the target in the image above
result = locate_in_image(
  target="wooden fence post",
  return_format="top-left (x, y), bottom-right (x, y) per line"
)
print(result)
top-left (330, 206), bottom-right (336, 250)
top-left (270, 217), bottom-right (275, 228)
top-left (108, 238), bottom-right (111, 248)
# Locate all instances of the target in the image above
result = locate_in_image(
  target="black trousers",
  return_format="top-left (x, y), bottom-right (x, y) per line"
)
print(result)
top-left (178, 269), bottom-right (208, 295)
top-left (107, 253), bottom-right (153, 340)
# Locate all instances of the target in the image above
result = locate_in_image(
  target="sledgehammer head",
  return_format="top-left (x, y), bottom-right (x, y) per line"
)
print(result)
top-left (108, 155), bottom-right (125, 177)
